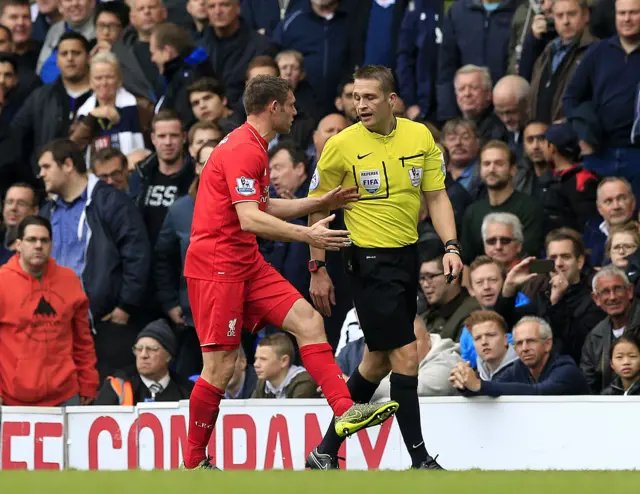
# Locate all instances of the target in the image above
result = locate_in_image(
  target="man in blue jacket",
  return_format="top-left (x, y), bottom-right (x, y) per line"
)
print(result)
top-left (38, 139), bottom-right (151, 380)
top-left (450, 316), bottom-right (589, 395)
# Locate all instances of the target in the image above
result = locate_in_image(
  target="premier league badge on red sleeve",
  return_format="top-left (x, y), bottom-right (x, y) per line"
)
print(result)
top-left (235, 176), bottom-right (256, 196)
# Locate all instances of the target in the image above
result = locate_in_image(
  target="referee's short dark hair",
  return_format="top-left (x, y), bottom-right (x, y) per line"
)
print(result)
top-left (268, 141), bottom-right (308, 175)
top-left (354, 65), bottom-right (396, 94)
top-left (243, 75), bottom-right (292, 115)
top-left (480, 140), bottom-right (517, 167)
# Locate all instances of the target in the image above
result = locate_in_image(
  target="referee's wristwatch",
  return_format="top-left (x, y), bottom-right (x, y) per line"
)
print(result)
top-left (308, 260), bottom-right (327, 273)
top-left (444, 239), bottom-right (462, 256)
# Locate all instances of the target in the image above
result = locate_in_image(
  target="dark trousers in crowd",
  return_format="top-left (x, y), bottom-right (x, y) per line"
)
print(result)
top-left (92, 322), bottom-right (138, 384)
top-left (583, 147), bottom-right (640, 198)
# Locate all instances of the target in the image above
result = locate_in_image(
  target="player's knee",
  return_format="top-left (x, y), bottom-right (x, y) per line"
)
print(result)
top-left (389, 343), bottom-right (419, 375)
top-left (285, 301), bottom-right (326, 345)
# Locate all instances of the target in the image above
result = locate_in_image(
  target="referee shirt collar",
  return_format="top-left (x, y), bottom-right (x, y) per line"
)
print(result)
top-left (361, 117), bottom-right (398, 140)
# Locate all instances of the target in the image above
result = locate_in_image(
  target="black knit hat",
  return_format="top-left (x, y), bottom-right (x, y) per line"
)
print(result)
top-left (136, 319), bottom-right (177, 357)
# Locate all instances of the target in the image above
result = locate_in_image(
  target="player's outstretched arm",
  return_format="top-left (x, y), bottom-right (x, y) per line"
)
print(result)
top-left (266, 186), bottom-right (360, 221)
top-left (235, 202), bottom-right (351, 251)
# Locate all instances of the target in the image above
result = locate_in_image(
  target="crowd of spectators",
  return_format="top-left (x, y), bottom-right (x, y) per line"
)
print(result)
top-left (0, 0), bottom-right (639, 407)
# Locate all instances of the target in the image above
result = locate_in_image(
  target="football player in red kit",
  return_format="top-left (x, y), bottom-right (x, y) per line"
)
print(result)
top-left (182, 75), bottom-right (399, 470)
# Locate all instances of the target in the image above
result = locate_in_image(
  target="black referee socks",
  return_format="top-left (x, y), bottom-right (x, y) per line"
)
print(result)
top-left (390, 372), bottom-right (428, 468)
top-left (317, 368), bottom-right (378, 457)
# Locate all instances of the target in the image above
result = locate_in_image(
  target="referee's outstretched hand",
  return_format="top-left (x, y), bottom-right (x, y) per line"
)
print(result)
top-left (306, 214), bottom-right (352, 251)
top-left (320, 185), bottom-right (360, 211)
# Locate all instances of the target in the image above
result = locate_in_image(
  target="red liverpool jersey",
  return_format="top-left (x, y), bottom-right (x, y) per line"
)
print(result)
top-left (184, 123), bottom-right (270, 281)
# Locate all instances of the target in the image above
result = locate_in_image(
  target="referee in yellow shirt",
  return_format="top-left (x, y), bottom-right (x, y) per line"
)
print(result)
top-left (305, 66), bottom-right (463, 470)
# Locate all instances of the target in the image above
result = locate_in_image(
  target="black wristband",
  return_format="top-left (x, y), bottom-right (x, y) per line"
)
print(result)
top-left (445, 239), bottom-right (460, 249)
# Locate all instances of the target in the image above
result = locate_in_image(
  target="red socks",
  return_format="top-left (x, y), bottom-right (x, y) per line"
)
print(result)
top-left (184, 377), bottom-right (224, 469)
top-left (300, 343), bottom-right (353, 416)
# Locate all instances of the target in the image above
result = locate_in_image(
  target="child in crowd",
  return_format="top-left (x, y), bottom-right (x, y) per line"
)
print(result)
top-left (602, 334), bottom-right (640, 396)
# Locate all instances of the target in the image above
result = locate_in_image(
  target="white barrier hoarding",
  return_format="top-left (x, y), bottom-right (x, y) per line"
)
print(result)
top-left (2, 397), bottom-right (640, 471)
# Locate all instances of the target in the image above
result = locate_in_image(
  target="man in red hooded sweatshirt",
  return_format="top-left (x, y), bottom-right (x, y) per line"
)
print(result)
top-left (0, 216), bottom-right (99, 406)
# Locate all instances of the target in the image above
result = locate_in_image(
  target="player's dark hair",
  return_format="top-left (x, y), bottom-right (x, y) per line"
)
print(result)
top-left (268, 141), bottom-right (308, 175)
top-left (246, 55), bottom-right (279, 80)
top-left (481, 140), bottom-right (517, 167)
top-left (465, 310), bottom-right (508, 335)
top-left (57, 31), bottom-right (91, 53)
top-left (188, 77), bottom-right (226, 99)
top-left (545, 227), bottom-right (586, 259)
top-left (243, 75), bottom-right (292, 116)
top-left (0, 51), bottom-right (17, 73)
top-left (258, 333), bottom-right (295, 365)
top-left (17, 215), bottom-right (52, 240)
top-left (152, 108), bottom-right (183, 133)
top-left (39, 139), bottom-right (87, 174)
top-left (91, 147), bottom-right (128, 173)
top-left (353, 65), bottom-right (396, 94)
top-left (152, 22), bottom-right (192, 54)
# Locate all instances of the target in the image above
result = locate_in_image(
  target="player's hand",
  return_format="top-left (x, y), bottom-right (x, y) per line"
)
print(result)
top-left (320, 186), bottom-right (360, 211)
top-left (502, 257), bottom-right (538, 297)
top-left (531, 14), bottom-right (548, 39)
top-left (168, 306), bottom-right (185, 326)
top-left (306, 214), bottom-right (352, 251)
top-left (80, 396), bottom-right (94, 406)
top-left (102, 307), bottom-right (130, 325)
top-left (443, 251), bottom-right (463, 283)
top-left (310, 268), bottom-right (336, 317)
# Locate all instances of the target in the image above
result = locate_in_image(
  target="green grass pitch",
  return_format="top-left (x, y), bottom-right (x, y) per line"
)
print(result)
top-left (1, 471), bottom-right (639, 493)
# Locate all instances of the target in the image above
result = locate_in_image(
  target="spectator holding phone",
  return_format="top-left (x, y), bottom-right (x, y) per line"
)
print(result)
top-left (495, 228), bottom-right (605, 364)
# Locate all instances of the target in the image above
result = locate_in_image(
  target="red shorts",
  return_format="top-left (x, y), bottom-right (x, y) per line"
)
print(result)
top-left (187, 262), bottom-right (303, 351)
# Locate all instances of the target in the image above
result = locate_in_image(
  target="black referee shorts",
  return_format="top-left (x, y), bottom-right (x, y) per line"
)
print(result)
top-left (347, 243), bottom-right (418, 352)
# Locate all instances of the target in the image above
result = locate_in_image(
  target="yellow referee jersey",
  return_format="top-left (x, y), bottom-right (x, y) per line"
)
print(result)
top-left (308, 118), bottom-right (445, 248)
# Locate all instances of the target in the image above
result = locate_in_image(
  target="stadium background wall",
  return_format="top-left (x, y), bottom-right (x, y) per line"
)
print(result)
top-left (0, 397), bottom-right (637, 471)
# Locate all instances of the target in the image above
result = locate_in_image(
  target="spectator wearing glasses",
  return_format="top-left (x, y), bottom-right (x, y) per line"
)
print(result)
top-left (90, 147), bottom-right (130, 193)
top-left (154, 139), bottom-right (217, 379)
top-left (90, 1), bottom-right (129, 56)
top-left (94, 319), bottom-right (194, 405)
top-left (461, 140), bottom-right (545, 265)
top-left (581, 265), bottom-right (640, 393)
top-left (450, 316), bottom-right (589, 395)
top-left (605, 223), bottom-right (640, 290)
top-left (0, 216), bottom-right (99, 406)
top-left (419, 249), bottom-right (480, 342)
top-left (442, 119), bottom-right (482, 200)
top-left (584, 177), bottom-right (636, 267)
